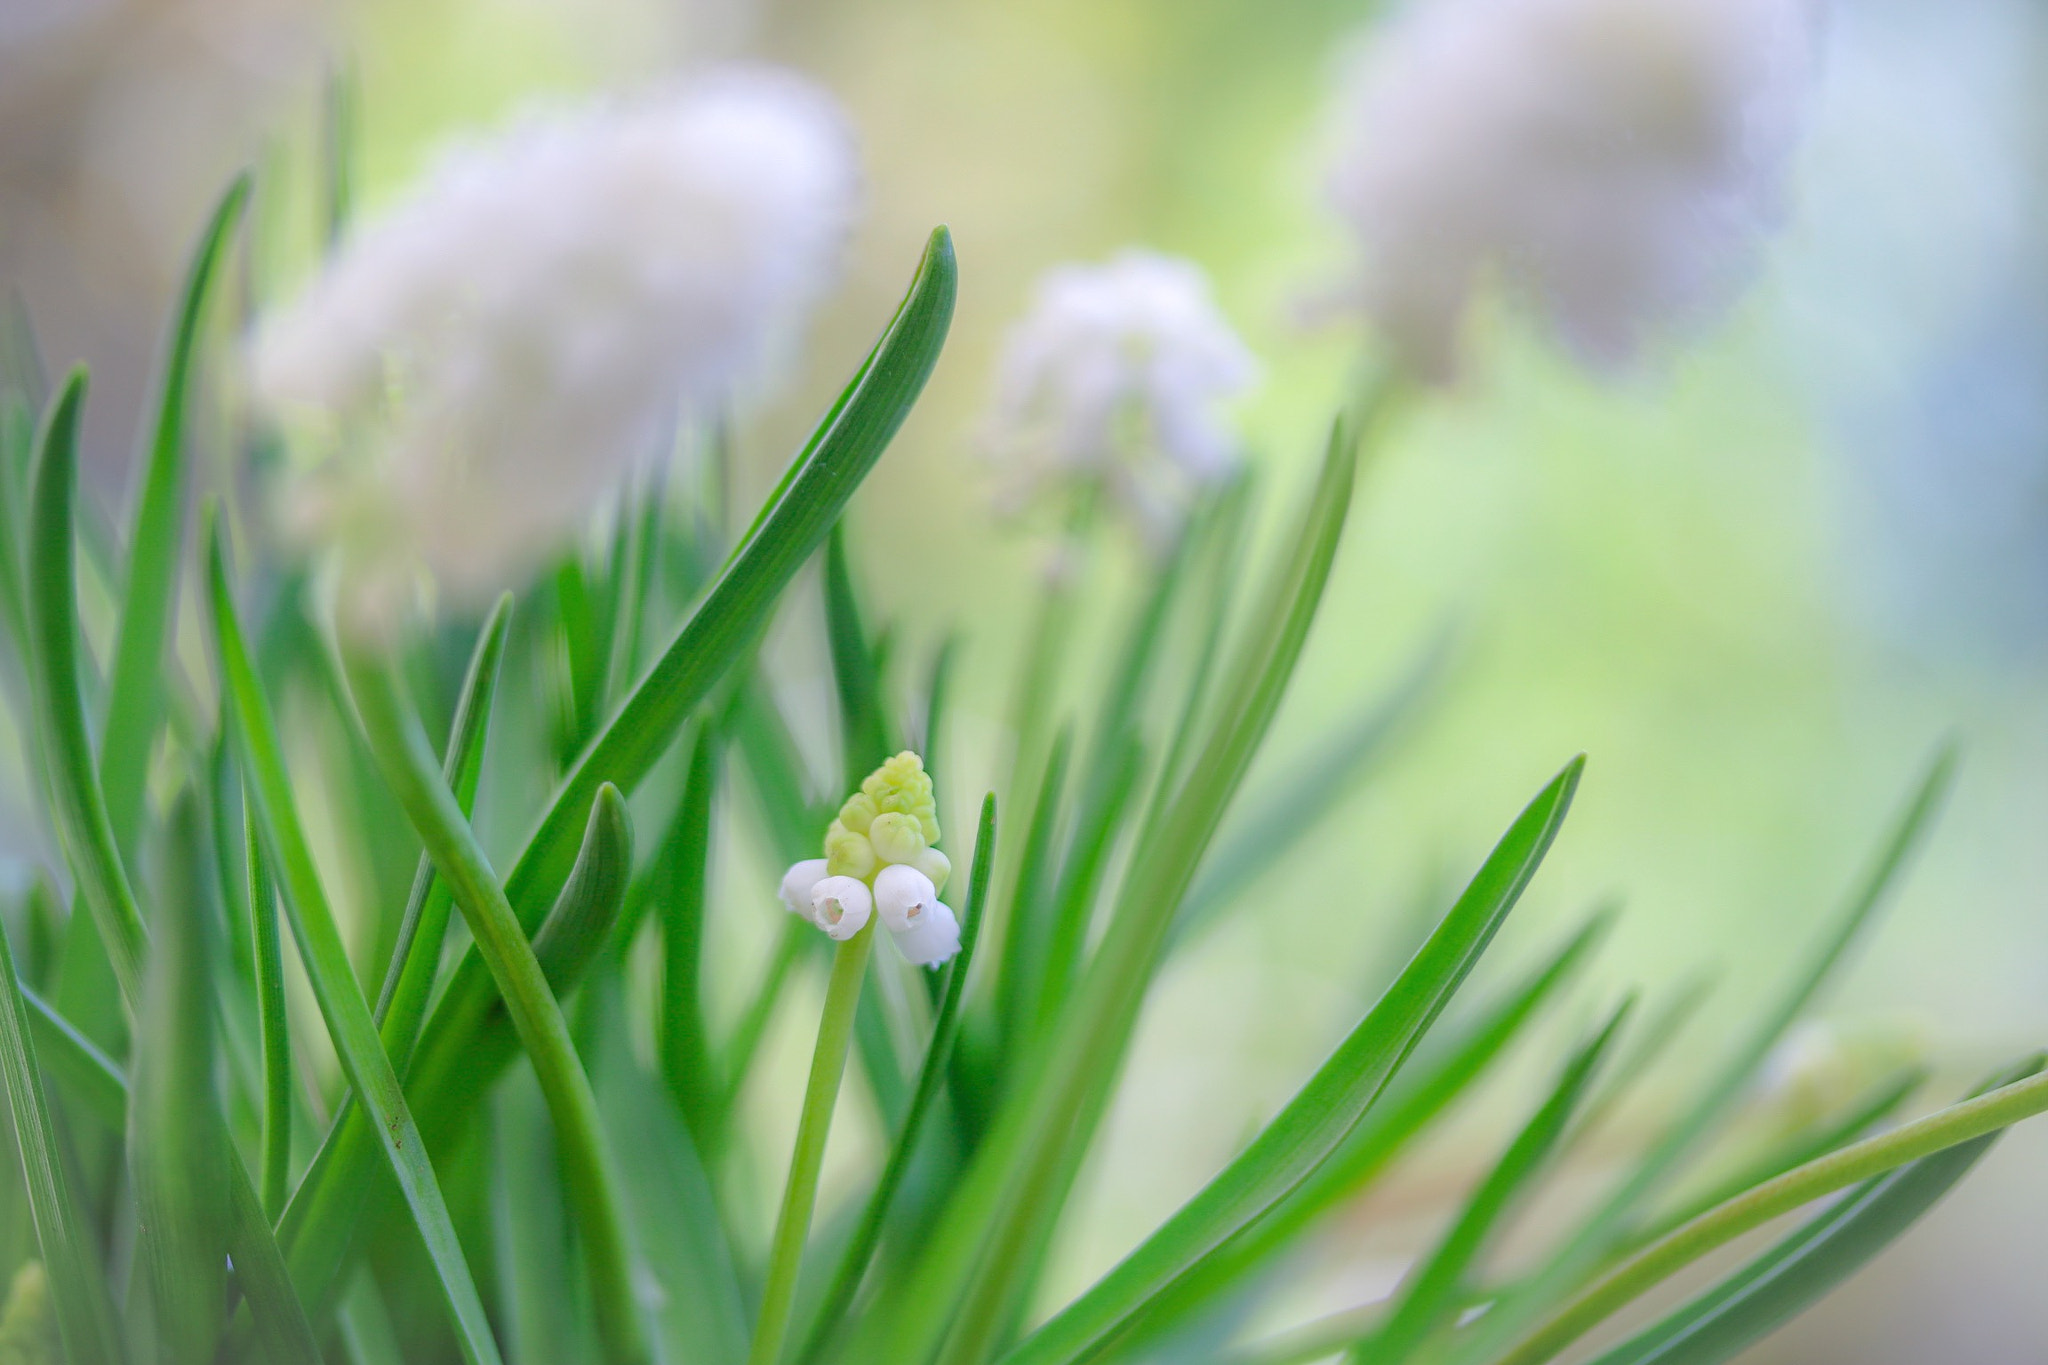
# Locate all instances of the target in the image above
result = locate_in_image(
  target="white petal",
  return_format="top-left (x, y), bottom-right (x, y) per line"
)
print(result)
top-left (872, 864), bottom-right (937, 934)
top-left (810, 876), bottom-right (872, 941)
top-left (889, 899), bottom-right (961, 968)
top-left (779, 858), bottom-right (829, 922)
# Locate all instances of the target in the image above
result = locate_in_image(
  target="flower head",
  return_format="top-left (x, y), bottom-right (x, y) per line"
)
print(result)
top-left (1323, 0), bottom-right (1821, 378)
top-left (250, 66), bottom-right (860, 632)
top-left (981, 249), bottom-right (1256, 540)
top-left (781, 751), bottom-right (960, 967)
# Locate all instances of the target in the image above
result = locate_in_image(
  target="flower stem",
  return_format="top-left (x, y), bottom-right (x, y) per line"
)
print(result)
top-left (1492, 1061), bottom-right (2048, 1365)
top-left (749, 923), bottom-right (876, 1365)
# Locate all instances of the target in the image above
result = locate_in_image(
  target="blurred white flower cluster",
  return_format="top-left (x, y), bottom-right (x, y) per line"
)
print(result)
top-left (981, 249), bottom-right (1256, 542)
top-left (250, 67), bottom-right (859, 630)
top-left (1324, 0), bottom-right (1822, 379)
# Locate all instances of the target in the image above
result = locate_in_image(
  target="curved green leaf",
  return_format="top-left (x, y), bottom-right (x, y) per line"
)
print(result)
top-left (497, 227), bottom-right (955, 936)
top-left (0, 915), bottom-right (124, 1364)
top-left (99, 175), bottom-right (250, 855)
top-left (1002, 756), bottom-right (1584, 1365)
top-left (344, 645), bottom-right (647, 1365)
top-left (207, 520), bottom-right (506, 1365)
top-left (1585, 1061), bottom-right (2033, 1365)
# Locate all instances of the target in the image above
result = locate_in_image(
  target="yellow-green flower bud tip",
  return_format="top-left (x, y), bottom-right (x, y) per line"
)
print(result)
top-left (824, 820), bottom-right (876, 880)
top-left (869, 811), bottom-right (927, 866)
top-left (837, 791), bottom-right (877, 834)
top-left (856, 750), bottom-right (940, 844)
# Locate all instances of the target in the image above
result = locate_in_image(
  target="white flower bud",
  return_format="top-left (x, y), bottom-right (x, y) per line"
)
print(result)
top-left (890, 899), bottom-right (961, 969)
top-left (810, 876), bottom-right (873, 941)
top-left (872, 863), bottom-right (939, 934)
top-left (779, 858), bottom-right (829, 922)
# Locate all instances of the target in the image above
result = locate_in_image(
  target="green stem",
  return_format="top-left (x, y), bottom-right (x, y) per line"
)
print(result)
top-left (1491, 1066), bottom-right (2048, 1365)
top-left (343, 648), bottom-right (648, 1365)
top-left (246, 788), bottom-right (292, 1220)
top-left (749, 923), bottom-right (876, 1365)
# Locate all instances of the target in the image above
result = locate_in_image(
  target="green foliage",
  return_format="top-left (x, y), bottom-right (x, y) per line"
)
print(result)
top-left (0, 166), bottom-right (2040, 1365)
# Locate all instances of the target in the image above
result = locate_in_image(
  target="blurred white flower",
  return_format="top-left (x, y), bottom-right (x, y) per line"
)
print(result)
top-left (1323, 0), bottom-right (1822, 378)
top-left (250, 66), bottom-right (860, 630)
top-left (981, 250), bottom-right (1256, 539)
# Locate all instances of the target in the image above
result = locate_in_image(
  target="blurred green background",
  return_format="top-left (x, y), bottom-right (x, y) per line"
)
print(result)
top-left (4, 0), bottom-right (2047, 1359)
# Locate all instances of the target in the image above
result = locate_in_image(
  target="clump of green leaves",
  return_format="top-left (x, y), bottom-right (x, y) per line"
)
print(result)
top-left (0, 167), bottom-right (2042, 1365)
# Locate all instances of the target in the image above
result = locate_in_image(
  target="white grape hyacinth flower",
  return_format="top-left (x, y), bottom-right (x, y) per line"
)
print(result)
top-left (249, 66), bottom-right (860, 633)
top-left (782, 751), bottom-right (962, 968)
top-left (1323, 0), bottom-right (1822, 379)
top-left (981, 249), bottom-right (1256, 541)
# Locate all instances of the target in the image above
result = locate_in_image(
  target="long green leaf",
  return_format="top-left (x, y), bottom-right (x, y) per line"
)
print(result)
top-left (1002, 757), bottom-right (1584, 1365)
top-left (1116, 912), bottom-right (1611, 1356)
top-left (29, 373), bottom-right (315, 1364)
top-left (798, 793), bottom-right (999, 1365)
top-left (131, 793), bottom-right (229, 1363)
top-left (496, 228), bottom-right (954, 937)
top-left (246, 786), bottom-right (292, 1219)
top-left (1455, 741), bottom-right (1959, 1364)
top-left (207, 521), bottom-right (507, 1365)
top-left (280, 785), bottom-right (634, 1325)
top-left (826, 521), bottom-right (892, 780)
top-left (657, 721), bottom-right (723, 1153)
top-left (98, 176), bottom-right (250, 855)
top-left (27, 372), bottom-right (147, 1004)
top-left (1358, 1003), bottom-right (1629, 1363)
top-left (0, 916), bottom-right (124, 1364)
top-left (893, 402), bottom-right (1377, 1365)
top-left (19, 987), bottom-right (126, 1135)
top-left (1491, 1057), bottom-right (2048, 1365)
top-left (1583, 1061), bottom-right (2033, 1365)
top-left (344, 645), bottom-right (647, 1365)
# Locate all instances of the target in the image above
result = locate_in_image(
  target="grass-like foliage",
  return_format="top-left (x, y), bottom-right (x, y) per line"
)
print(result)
top-left (0, 172), bottom-right (2044, 1365)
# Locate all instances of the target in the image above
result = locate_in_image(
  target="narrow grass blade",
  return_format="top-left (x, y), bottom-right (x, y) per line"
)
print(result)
top-left (27, 372), bottom-right (147, 1003)
top-left (798, 794), bottom-right (998, 1365)
top-left (586, 970), bottom-right (750, 1365)
top-left (826, 521), bottom-right (892, 779)
top-left (343, 646), bottom-right (648, 1365)
top-left (916, 632), bottom-right (959, 793)
top-left (1632, 1064), bottom-right (1927, 1249)
top-left (493, 1066), bottom-right (596, 1365)
top-left (903, 403), bottom-right (1378, 1365)
top-left (131, 793), bottom-right (229, 1364)
top-left (1175, 630), bottom-right (1450, 944)
top-left (1001, 757), bottom-right (1583, 1365)
top-left (498, 229), bottom-right (954, 936)
top-left (996, 723), bottom-right (1071, 1064)
top-left (1455, 741), bottom-right (1959, 1364)
top-left (19, 987), bottom-right (125, 1134)
top-left (1036, 736), bottom-right (1142, 1034)
top-left (657, 722), bottom-right (723, 1152)
top-left (374, 596), bottom-right (511, 1060)
top-left (1583, 1062), bottom-right (2030, 1365)
top-left (98, 175), bottom-right (250, 855)
top-left (1359, 1003), bottom-right (1630, 1363)
top-left (1117, 912), bottom-right (1611, 1355)
top-left (246, 787), bottom-right (292, 1219)
top-left (1491, 1055), bottom-right (2048, 1365)
top-left (279, 786), bottom-right (634, 1326)
top-left (0, 915), bottom-right (124, 1364)
top-left (207, 522), bottom-right (507, 1365)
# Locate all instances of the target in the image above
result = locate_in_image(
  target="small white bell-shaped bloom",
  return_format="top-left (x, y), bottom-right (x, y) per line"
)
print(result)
top-left (872, 864), bottom-right (938, 934)
top-left (809, 876), bottom-right (873, 941)
top-left (779, 859), bottom-right (829, 923)
top-left (892, 900), bottom-right (961, 969)
top-left (873, 864), bottom-right (960, 966)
